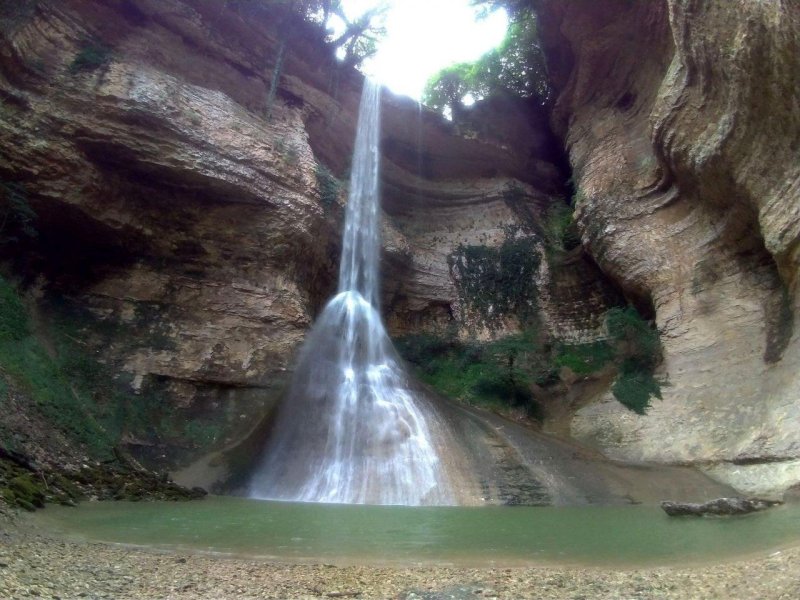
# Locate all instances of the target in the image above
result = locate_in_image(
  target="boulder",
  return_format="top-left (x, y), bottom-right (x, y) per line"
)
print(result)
top-left (661, 497), bottom-right (782, 517)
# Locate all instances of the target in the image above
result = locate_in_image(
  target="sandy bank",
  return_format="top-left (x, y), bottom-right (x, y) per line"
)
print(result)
top-left (1, 506), bottom-right (798, 600)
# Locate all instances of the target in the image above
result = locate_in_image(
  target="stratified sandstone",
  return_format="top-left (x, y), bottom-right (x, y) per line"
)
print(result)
top-left (4, 0), bottom-right (795, 499)
top-left (536, 0), bottom-right (800, 494)
top-left (1, 0), bottom-right (599, 475)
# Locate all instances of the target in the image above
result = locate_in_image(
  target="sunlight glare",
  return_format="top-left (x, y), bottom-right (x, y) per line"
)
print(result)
top-left (337, 0), bottom-right (508, 101)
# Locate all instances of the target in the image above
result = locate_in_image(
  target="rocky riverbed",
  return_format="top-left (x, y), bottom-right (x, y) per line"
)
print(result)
top-left (1, 505), bottom-right (798, 600)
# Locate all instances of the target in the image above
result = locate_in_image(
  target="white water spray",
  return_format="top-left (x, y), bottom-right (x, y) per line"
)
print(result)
top-left (248, 81), bottom-right (451, 505)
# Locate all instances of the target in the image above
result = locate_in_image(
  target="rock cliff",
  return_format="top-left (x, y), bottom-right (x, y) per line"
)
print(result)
top-left (2, 0), bottom-right (796, 499)
top-left (536, 0), bottom-right (800, 494)
top-left (0, 0), bottom-right (610, 473)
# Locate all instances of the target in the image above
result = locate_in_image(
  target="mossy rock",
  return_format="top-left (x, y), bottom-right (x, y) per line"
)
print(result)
top-left (2, 451), bottom-right (206, 511)
top-left (2, 473), bottom-right (46, 509)
top-left (51, 473), bottom-right (83, 500)
top-left (9, 474), bottom-right (46, 507)
top-left (15, 497), bottom-right (36, 511)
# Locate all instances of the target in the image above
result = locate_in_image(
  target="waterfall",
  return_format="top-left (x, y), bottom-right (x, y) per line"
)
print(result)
top-left (248, 81), bottom-right (451, 505)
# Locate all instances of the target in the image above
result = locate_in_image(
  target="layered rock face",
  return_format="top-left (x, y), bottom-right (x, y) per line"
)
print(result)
top-left (0, 0), bottom-right (614, 471)
top-left (8, 0), bottom-right (793, 500)
top-left (380, 92), bottom-right (618, 342)
top-left (0, 0), bottom-right (344, 466)
top-left (536, 0), bottom-right (800, 494)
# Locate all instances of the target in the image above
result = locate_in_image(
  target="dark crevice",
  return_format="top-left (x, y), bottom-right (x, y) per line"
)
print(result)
top-left (1, 198), bottom-right (145, 291)
top-left (116, 0), bottom-right (149, 27)
top-left (764, 281), bottom-right (794, 364)
top-left (616, 91), bottom-right (636, 112)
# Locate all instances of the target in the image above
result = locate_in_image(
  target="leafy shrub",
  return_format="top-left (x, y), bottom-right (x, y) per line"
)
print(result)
top-left (605, 307), bottom-right (661, 369)
top-left (553, 341), bottom-right (614, 376)
top-left (395, 329), bottom-right (543, 419)
top-left (275, 138), bottom-right (301, 166)
top-left (612, 367), bottom-right (663, 415)
top-left (396, 305), bottom-right (664, 417)
top-left (394, 332), bottom-right (463, 371)
top-left (472, 373), bottom-right (540, 420)
top-left (545, 203), bottom-right (581, 253)
top-left (69, 41), bottom-right (112, 74)
top-left (314, 162), bottom-right (342, 208)
top-left (604, 306), bottom-right (663, 413)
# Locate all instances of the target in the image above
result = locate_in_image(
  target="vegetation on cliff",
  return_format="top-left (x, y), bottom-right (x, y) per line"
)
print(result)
top-left (0, 277), bottom-right (209, 509)
top-left (0, 277), bottom-right (225, 462)
top-left (448, 226), bottom-right (541, 328)
top-left (0, 277), bottom-right (112, 457)
top-left (604, 307), bottom-right (664, 414)
top-left (0, 448), bottom-right (205, 512)
top-left (396, 305), bottom-right (663, 417)
top-left (315, 162), bottom-right (345, 208)
top-left (229, 0), bottom-right (388, 69)
top-left (68, 39), bottom-right (112, 74)
top-left (395, 328), bottom-right (543, 419)
top-left (423, 3), bottom-right (550, 117)
top-left (544, 202), bottom-right (581, 255)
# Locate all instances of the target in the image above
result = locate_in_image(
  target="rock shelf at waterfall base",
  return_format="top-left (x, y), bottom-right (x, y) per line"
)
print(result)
top-left (1, 511), bottom-right (799, 600)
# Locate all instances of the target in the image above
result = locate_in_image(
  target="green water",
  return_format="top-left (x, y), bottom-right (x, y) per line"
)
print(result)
top-left (32, 496), bottom-right (800, 567)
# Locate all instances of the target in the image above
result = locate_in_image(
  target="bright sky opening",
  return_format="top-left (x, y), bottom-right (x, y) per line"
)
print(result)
top-left (333, 0), bottom-right (509, 101)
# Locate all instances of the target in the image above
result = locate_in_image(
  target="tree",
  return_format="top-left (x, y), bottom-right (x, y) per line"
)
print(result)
top-left (472, 0), bottom-right (530, 21)
top-left (229, 1), bottom-right (388, 77)
top-left (423, 5), bottom-right (551, 117)
top-left (421, 63), bottom-right (475, 119)
top-left (226, 0), bottom-right (331, 24)
top-left (328, 1), bottom-right (389, 69)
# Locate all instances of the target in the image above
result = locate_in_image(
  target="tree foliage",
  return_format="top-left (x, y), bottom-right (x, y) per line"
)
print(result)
top-left (314, 162), bottom-right (343, 207)
top-left (423, 5), bottom-right (550, 117)
top-left (227, 0), bottom-right (387, 69)
top-left (226, 0), bottom-right (332, 24)
top-left (328, 1), bottom-right (389, 68)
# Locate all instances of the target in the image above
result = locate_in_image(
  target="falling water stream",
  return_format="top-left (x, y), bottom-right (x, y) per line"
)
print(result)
top-left (248, 81), bottom-right (451, 505)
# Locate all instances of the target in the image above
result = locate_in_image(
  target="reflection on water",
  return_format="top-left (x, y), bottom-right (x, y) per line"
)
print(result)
top-left (32, 496), bottom-right (800, 567)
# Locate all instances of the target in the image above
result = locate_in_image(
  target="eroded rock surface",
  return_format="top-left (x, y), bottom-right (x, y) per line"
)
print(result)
top-left (1, 0), bottom-right (343, 468)
top-left (5, 0), bottom-right (794, 500)
top-left (536, 0), bottom-right (800, 494)
top-left (0, 0), bottom-right (605, 476)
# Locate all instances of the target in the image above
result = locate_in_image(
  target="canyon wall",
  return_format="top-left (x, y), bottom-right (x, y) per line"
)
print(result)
top-left (536, 0), bottom-right (800, 494)
top-left (0, 0), bottom-right (610, 471)
top-left (4, 0), bottom-right (795, 497)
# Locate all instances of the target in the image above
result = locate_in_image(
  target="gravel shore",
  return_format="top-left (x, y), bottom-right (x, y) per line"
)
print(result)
top-left (1, 506), bottom-right (798, 600)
